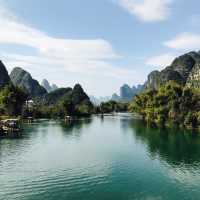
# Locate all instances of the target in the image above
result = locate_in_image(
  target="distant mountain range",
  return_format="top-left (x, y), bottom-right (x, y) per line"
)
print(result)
top-left (90, 84), bottom-right (144, 104)
top-left (0, 61), bottom-right (93, 111)
top-left (41, 79), bottom-right (58, 93)
top-left (1, 50), bottom-right (200, 106)
top-left (113, 51), bottom-right (200, 102)
top-left (111, 84), bottom-right (144, 102)
top-left (9, 68), bottom-right (59, 98)
top-left (89, 96), bottom-right (111, 105)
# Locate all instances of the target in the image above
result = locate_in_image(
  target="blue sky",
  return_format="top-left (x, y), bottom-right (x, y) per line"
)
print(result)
top-left (0, 0), bottom-right (200, 96)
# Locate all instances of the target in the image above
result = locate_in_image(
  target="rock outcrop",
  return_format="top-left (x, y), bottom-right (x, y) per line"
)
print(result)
top-left (51, 84), bottom-right (58, 91)
top-left (41, 83), bottom-right (93, 108)
top-left (0, 61), bottom-right (10, 88)
top-left (41, 79), bottom-right (58, 93)
top-left (41, 88), bottom-right (72, 105)
top-left (72, 84), bottom-right (92, 106)
top-left (120, 84), bottom-right (134, 101)
top-left (10, 67), bottom-right (47, 97)
top-left (145, 51), bottom-right (200, 90)
top-left (111, 84), bottom-right (145, 102)
top-left (186, 63), bottom-right (200, 88)
top-left (41, 79), bottom-right (52, 93)
top-left (146, 71), bottom-right (161, 90)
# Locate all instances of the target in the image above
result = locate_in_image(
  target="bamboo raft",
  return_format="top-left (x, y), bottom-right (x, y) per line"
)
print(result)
top-left (0, 119), bottom-right (21, 135)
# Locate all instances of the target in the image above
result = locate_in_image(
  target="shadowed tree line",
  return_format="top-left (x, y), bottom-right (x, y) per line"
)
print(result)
top-left (123, 118), bottom-right (200, 166)
top-left (129, 81), bottom-right (200, 129)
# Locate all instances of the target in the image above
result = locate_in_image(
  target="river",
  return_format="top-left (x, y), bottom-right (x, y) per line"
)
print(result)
top-left (1, 114), bottom-right (200, 200)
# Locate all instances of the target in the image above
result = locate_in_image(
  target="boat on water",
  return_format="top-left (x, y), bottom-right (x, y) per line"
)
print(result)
top-left (0, 119), bottom-right (21, 133)
top-left (64, 116), bottom-right (74, 122)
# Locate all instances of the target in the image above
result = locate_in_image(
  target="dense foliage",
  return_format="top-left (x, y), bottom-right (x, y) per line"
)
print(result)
top-left (129, 81), bottom-right (200, 128)
top-left (0, 84), bottom-right (28, 116)
top-left (98, 100), bottom-right (128, 113)
top-left (23, 84), bottom-right (94, 118)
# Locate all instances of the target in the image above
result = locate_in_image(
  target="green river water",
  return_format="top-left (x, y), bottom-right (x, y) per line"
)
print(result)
top-left (0, 114), bottom-right (200, 200)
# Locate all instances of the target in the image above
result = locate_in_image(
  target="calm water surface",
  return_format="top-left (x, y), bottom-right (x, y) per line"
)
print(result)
top-left (1, 114), bottom-right (200, 200)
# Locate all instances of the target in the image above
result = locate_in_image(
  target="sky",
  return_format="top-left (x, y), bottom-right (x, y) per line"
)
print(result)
top-left (0, 0), bottom-right (200, 96)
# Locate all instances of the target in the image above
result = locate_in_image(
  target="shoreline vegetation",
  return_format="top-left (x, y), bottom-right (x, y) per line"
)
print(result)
top-left (127, 50), bottom-right (200, 131)
top-left (1, 50), bottom-right (200, 132)
top-left (129, 81), bottom-right (200, 130)
top-left (0, 61), bottom-right (128, 124)
top-left (0, 83), bottom-right (128, 124)
top-left (0, 81), bottom-right (199, 132)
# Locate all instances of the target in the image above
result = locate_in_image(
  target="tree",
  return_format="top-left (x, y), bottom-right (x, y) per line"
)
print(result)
top-left (0, 84), bottom-right (28, 116)
top-left (129, 81), bottom-right (200, 128)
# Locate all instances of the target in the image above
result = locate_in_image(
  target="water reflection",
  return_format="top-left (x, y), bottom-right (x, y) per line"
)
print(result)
top-left (60, 118), bottom-right (93, 138)
top-left (1, 116), bottom-right (200, 200)
top-left (127, 119), bottom-right (200, 166)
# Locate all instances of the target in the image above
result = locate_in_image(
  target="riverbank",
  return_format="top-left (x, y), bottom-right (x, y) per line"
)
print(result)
top-left (129, 81), bottom-right (200, 130)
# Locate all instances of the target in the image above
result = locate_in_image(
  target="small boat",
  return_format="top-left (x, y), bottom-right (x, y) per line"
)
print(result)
top-left (1, 119), bottom-right (21, 133)
top-left (64, 116), bottom-right (75, 123)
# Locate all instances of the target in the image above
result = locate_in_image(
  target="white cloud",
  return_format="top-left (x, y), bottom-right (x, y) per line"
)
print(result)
top-left (2, 53), bottom-right (136, 79)
top-left (0, 5), bottom-right (143, 95)
top-left (146, 53), bottom-right (175, 68)
top-left (0, 8), bottom-right (118, 60)
top-left (118, 0), bottom-right (172, 22)
top-left (164, 32), bottom-right (200, 51)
